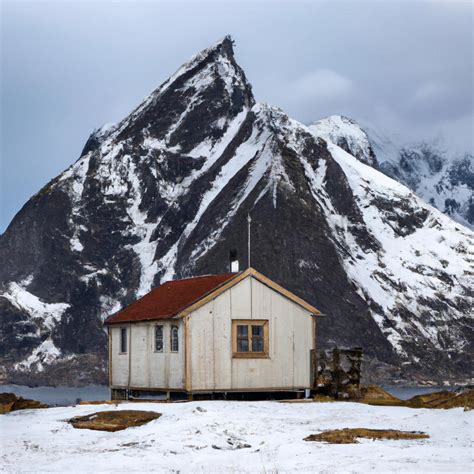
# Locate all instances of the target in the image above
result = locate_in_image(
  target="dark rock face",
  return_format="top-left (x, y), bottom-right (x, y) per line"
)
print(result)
top-left (0, 298), bottom-right (40, 363)
top-left (0, 37), bottom-right (472, 386)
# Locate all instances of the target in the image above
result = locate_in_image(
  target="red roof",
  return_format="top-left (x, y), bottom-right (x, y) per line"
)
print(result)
top-left (105, 272), bottom-right (237, 324)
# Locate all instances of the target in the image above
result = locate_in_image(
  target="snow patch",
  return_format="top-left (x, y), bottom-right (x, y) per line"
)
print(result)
top-left (2, 280), bottom-right (70, 331)
top-left (14, 338), bottom-right (67, 372)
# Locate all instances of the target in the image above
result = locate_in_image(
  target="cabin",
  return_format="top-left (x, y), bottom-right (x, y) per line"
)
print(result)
top-left (105, 267), bottom-right (321, 400)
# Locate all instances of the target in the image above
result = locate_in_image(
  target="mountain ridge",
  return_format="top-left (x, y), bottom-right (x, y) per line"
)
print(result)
top-left (1, 37), bottom-right (472, 386)
top-left (310, 115), bottom-right (473, 229)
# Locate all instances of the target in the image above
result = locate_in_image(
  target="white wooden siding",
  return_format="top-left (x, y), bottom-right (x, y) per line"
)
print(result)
top-left (110, 320), bottom-right (184, 389)
top-left (187, 276), bottom-right (315, 391)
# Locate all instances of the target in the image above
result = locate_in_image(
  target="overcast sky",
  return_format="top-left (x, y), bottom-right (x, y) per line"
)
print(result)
top-left (1, 1), bottom-right (473, 232)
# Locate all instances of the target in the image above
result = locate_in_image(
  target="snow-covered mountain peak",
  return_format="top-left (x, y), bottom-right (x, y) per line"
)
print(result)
top-left (308, 115), bottom-right (378, 167)
top-left (308, 115), bottom-right (473, 229)
top-left (154, 34), bottom-right (246, 96)
top-left (1, 37), bottom-right (472, 386)
top-left (80, 35), bottom-right (255, 165)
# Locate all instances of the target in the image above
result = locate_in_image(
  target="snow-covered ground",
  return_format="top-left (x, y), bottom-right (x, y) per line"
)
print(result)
top-left (1, 401), bottom-right (472, 473)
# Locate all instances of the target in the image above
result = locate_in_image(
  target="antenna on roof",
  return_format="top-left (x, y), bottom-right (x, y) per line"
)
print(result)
top-left (247, 212), bottom-right (251, 268)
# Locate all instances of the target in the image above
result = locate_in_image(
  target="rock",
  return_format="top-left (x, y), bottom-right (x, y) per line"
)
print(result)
top-left (0, 393), bottom-right (17, 414)
top-left (0, 392), bottom-right (48, 413)
top-left (68, 410), bottom-right (161, 431)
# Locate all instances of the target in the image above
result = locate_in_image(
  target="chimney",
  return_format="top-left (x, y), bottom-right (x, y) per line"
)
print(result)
top-left (229, 249), bottom-right (239, 272)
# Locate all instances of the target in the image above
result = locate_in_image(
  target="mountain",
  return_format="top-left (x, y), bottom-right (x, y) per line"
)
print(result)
top-left (310, 115), bottom-right (473, 229)
top-left (1, 37), bottom-right (472, 386)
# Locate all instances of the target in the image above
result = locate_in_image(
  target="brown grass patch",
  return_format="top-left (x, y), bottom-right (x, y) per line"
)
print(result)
top-left (304, 428), bottom-right (430, 444)
top-left (78, 399), bottom-right (186, 405)
top-left (313, 394), bottom-right (336, 403)
top-left (361, 385), bottom-right (402, 403)
top-left (406, 389), bottom-right (474, 409)
top-left (358, 386), bottom-right (474, 410)
top-left (69, 410), bottom-right (161, 432)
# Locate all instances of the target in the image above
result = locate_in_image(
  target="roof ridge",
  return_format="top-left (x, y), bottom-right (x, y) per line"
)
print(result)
top-left (163, 271), bottom-right (238, 284)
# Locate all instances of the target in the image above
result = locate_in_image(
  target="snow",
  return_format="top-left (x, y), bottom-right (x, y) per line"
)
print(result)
top-left (309, 115), bottom-right (376, 166)
top-left (98, 296), bottom-right (123, 322)
top-left (158, 108), bottom-right (270, 280)
top-left (312, 116), bottom-right (472, 230)
top-left (309, 140), bottom-right (473, 354)
top-left (107, 35), bottom-right (245, 149)
top-left (2, 279), bottom-right (70, 332)
top-left (13, 338), bottom-right (66, 372)
top-left (124, 156), bottom-right (160, 297)
top-left (70, 237), bottom-right (83, 252)
top-left (186, 103), bottom-right (295, 266)
top-left (158, 36), bottom-right (231, 96)
top-left (0, 279), bottom-right (72, 372)
top-left (366, 124), bottom-right (473, 230)
top-left (0, 401), bottom-right (471, 473)
top-left (187, 108), bottom-right (249, 166)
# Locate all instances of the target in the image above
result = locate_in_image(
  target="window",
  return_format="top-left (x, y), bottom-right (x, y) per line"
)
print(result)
top-left (170, 325), bottom-right (179, 352)
top-left (120, 327), bottom-right (127, 353)
top-left (154, 325), bottom-right (163, 352)
top-left (232, 320), bottom-right (269, 358)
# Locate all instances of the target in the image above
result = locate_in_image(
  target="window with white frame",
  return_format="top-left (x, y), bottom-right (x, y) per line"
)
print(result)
top-left (170, 325), bottom-right (179, 352)
top-left (154, 325), bottom-right (163, 352)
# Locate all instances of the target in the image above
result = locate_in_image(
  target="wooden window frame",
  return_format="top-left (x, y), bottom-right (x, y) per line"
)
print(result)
top-left (119, 327), bottom-right (127, 354)
top-left (232, 319), bottom-right (269, 358)
top-left (154, 325), bottom-right (164, 352)
top-left (170, 325), bottom-right (179, 353)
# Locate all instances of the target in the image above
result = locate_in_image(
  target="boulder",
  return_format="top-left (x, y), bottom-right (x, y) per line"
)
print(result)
top-left (0, 392), bottom-right (48, 413)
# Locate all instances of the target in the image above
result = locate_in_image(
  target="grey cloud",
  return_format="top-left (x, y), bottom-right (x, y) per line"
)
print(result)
top-left (1, 1), bottom-right (472, 232)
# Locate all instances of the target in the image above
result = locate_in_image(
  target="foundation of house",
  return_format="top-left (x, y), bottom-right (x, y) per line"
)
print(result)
top-left (110, 388), bottom-right (310, 401)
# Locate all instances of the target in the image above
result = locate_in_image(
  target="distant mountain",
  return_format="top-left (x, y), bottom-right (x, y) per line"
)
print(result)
top-left (1, 37), bottom-right (472, 386)
top-left (310, 115), bottom-right (473, 229)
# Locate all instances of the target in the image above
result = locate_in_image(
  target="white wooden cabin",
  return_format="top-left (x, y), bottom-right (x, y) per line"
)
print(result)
top-left (105, 267), bottom-right (321, 399)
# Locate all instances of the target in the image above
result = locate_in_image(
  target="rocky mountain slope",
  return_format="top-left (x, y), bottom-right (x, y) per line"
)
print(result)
top-left (310, 115), bottom-right (473, 229)
top-left (1, 37), bottom-right (472, 385)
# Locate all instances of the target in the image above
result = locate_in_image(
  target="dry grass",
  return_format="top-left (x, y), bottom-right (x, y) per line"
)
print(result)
top-left (359, 387), bottom-right (474, 410)
top-left (312, 394), bottom-right (336, 403)
top-left (78, 399), bottom-right (187, 405)
top-left (69, 410), bottom-right (161, 432)
top-left (304, 428), bottom-right (430, 444)
top-left (405, 389), bottom-right (474, 409)
top-left (360, 385), bottom-right (402, 403)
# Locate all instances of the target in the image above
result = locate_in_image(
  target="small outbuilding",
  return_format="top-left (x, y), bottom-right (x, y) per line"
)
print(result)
top-left (105, 267), bottom-right (321, 399)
